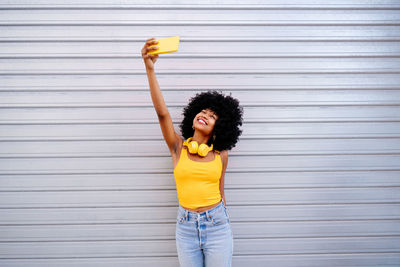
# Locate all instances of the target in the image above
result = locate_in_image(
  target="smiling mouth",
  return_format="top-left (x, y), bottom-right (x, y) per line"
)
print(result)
top-left (198, 118), bottom-right (207, 125)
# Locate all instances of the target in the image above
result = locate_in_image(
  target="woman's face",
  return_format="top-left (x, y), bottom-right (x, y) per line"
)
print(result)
top-left (193, 108), bottom-right (219, 135)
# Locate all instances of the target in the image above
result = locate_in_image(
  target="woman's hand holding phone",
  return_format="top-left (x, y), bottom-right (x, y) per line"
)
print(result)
top-left (141, 37), bottom-right (159, 70)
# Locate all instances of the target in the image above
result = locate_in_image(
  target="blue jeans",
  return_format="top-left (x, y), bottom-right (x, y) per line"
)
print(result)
top-left (175, 199), bottom-right (233, 267)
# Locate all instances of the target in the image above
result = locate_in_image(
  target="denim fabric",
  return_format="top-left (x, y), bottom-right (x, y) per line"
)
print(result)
top-left (175, 199), bottom-right (233, 267)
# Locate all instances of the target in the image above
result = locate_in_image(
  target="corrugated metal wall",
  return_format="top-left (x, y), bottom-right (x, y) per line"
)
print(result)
top-left (1, 0), bottom-right (400, 266)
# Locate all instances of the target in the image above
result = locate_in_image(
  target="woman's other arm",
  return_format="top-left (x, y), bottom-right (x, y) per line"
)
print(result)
top-left (219, 150), bottom-right (229, 206)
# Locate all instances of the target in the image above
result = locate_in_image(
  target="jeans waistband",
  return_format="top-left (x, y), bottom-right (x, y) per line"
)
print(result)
top-left (178, 199), bottom-right (225, 220)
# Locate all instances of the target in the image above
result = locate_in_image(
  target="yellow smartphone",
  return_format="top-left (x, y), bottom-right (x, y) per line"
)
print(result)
top-left (148, 36), bottom-right (180, 55)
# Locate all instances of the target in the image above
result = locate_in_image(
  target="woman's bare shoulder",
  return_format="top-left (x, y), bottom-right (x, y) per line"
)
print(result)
top-left (218, 150), bottom-right (229, 162)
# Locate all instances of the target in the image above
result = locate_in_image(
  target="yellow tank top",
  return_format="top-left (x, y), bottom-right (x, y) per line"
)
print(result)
top-left (173, 147), bottom-right (223, 209)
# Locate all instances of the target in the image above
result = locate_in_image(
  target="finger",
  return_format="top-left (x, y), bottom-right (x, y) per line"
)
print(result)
top-left (146, 46), bottom-right (158, 53)
top-left (146, 39), bottom-right (159, 46)
top-left (145, 47), bottom-right (158, 55)
top-left (146, 38), bottom-right (157, 44)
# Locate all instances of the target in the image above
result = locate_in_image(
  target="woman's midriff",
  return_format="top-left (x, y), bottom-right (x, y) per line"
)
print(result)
top-left (181, 199), bottom-right (222, 213)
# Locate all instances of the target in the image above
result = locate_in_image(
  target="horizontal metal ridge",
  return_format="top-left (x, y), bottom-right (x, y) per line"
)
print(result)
top-left (1, 69), bottom-right (399, 75)
top-left (1, 119), bottom-right (400, 126)
top-left (0, 4), bottom-right (400, 10)
top-left (1, 167), bottom-right (400, 175)
top-left (1, 85), bottom-right (399, 92)
top-left (1, 135), bottom-right (400, 142)
top-left (1, 20), bottom-right (400, 26)
top-left (1, 234), bottom-right (400, 243)
top-left (1, 186), bottom-right (400, 192)
top-left (1, 52), bottom-right (400, 59)
top-left (1, 101), bottom-right (400, 108)
top-left (0, 119), bottom-right (400, 125)
top-left (2, 37), bottom-right (400, 42)
top-left (1, 151), bottom-right (400, 159)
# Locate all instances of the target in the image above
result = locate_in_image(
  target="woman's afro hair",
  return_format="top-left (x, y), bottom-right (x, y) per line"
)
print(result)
top-left (179, 90), bottom-right (243, 151)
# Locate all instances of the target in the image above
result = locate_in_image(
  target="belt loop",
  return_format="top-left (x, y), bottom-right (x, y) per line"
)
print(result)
top-left (185, 210), bottom-right (188, 220)
top-left (206, 210), bottom-right (210, 221)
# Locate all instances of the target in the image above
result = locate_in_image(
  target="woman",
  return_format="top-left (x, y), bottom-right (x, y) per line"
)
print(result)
top-left (141, 37), bottom-right (243, 267)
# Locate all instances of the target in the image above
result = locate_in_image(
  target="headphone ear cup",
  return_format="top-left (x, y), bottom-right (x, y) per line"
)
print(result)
top-left (187, 140), bottom-right (199, 154)
top-left (198, 143), bottom-right (211, 157)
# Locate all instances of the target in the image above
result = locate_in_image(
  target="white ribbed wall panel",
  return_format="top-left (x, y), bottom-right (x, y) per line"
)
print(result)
top-left (0, 0), bottom-right (400, 266)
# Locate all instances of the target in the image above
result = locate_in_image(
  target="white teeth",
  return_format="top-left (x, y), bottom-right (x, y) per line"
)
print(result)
top-left (198, 119), bottom-right (206, 125)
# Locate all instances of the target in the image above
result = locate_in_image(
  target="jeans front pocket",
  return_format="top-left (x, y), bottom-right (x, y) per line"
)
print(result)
top-left (211, 207), bottom-right (229, 226)
top-left (223, 205), bottom-right (231, 223)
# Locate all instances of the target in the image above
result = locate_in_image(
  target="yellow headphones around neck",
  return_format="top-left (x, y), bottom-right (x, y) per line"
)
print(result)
top-left (183, 137), bottom-right (214, 157)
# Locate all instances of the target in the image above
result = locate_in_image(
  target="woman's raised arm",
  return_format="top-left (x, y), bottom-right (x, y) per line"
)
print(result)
top-left (141, 37), bottom-right (181, 153)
